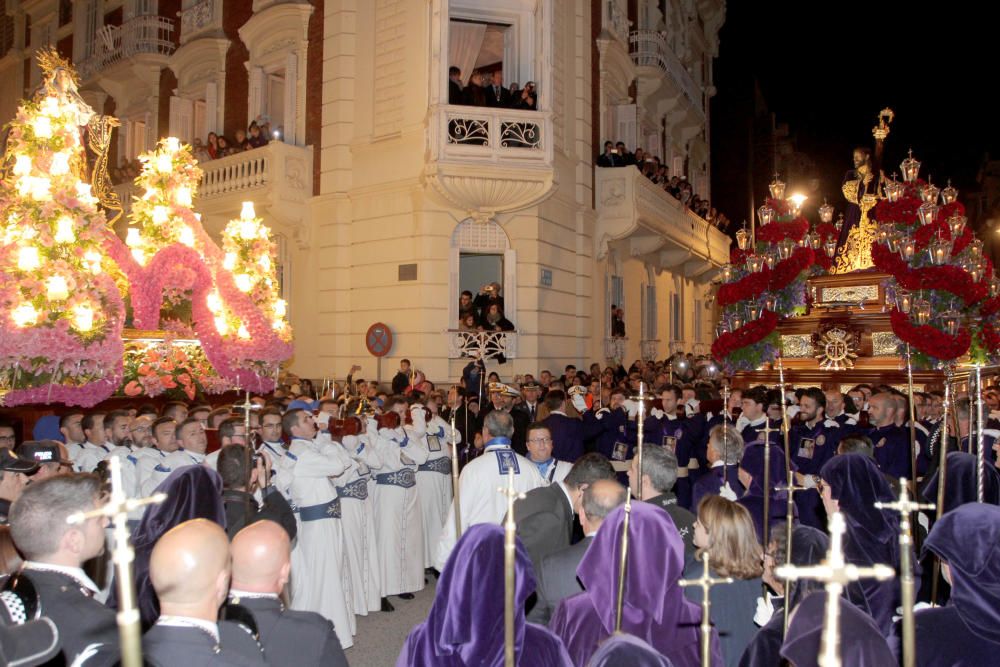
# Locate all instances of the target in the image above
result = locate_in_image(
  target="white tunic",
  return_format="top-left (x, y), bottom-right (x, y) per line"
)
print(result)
top-left (142, 448), bottom-right (206, 494)
top-left (74, 442), bottom-right (111, 473)
top-left (136, 448), bottom-right (171, 496)
top-left (281, 436), bottom-right (356, 648)
top-left (434, 439), bottom-right (545, 571)
top-left (416, 416), bottom-right (459, 568)
top-left (372, 408), bottom-right (429, 596)
top-left (336, 433), bottom-right (384, 614)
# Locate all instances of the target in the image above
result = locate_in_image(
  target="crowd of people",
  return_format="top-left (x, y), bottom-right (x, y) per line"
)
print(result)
top-left (596, 139), bottom-right (733, 231)
top-left (448, 66), bottom-right (537, 110)
top-left (1, 354), bottom-right (999, 666)
top-left (457, 282), bottom-right (514, 332)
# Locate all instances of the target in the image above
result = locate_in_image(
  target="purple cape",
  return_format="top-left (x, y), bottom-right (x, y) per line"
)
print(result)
top-left (396, 523), bottom-right (571, 667)
top-left (588, 633), bottom-right (675, 667)
top-left (921, 451), bottom-right (1000, 514)
top-left (129, 466), bottom-right (226, 626)
top-left (820, 454), bottom-right (898, 635)
top-left (923, 503), bottom-right (1000, 646)
top-left (780, 591), bottom-right (893, 667)
top-left (549, 502), bottom-right (721, 667)
top-left (737, 443), bottom-right (796, 544)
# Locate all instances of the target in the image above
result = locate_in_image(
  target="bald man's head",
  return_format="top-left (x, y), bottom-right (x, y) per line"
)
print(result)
top-left (580, 478), bottom-right (627, 534)
top-left (231, 520), bottom-right (291, 594)
top-left (150, 519), bottom-right (231, 618)
top-left (868, 392), bottom-right (896, 428)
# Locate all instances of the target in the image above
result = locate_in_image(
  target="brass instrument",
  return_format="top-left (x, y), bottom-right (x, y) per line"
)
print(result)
top-left (67, 457), bottom-right (166, 667)
top-left (679, 552), bottom-right (733, 667)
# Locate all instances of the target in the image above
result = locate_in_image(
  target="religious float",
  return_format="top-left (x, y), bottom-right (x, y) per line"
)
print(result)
top-left (711, 109), bottom-right (997, 395)
top-left (0, 51), bottom-right (293, 416)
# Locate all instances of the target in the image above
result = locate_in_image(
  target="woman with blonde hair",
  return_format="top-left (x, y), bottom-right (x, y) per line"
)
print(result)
top-left (684, 495), bottom-right (764, 667)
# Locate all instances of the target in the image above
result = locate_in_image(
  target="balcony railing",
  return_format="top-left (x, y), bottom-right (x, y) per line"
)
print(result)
top-left (604, 0), bottom-right (630, 45)
top-left (604, 337), bottom-right (627, 363)
top-left (198, 141), bottom-right (312, 200)
top-left (628, 30), bottom-right (702, 112)
top-left (78, 16), bottom-right (175, 79)
top-left (179, 0), bottom-right (222, 44)
top-left (433, 105), bottom-right (553, 167)
top-left (640, 339), bottom-right (660, 362)
top-left (446, 330), bottom-right (518, 360)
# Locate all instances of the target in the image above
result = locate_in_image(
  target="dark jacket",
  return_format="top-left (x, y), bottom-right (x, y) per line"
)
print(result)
top-left (222, 487), bottom-right (297, 541)
top-left (542, 413), bottom-right (585, 462)
top-left (513, 483), bottom-right (575, 576)
top-left (391, 371), bottom-right (410, 395)
top-left (448, 79), bottom-right (464, 105)
top-left (532, 535), bottom-right (593, 624)
top-left (226, 596), bottom-right (348, 667)
top-left (484, 84), bottom-right (512, 108)
top-left (646, 492), bottom-right (696, 560)
top-left (141, 622), bottom-right (267, 667)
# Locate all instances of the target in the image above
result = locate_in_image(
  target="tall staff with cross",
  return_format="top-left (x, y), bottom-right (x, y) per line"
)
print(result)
top-left (775, 511), bottom-right (895, 667)
top-left (774, 479), bottom-right (805, 634)
top-left (68, 456), bottom-right (166, 667)
top-left (498, 467), bottom-right (526, 667)
top-left (755, 419), bottom-right (777, 556)
top-left (680, 552), bottom-right (733, 667)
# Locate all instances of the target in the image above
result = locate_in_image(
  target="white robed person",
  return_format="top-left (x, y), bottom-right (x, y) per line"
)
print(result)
top-left (372, 396), bottom-right (430, 598)
top-left (416, 394), bottom-right (460, 570)
top-left (434, 409), bottom-right (545, 571)
top-left (278, 407), bottom-right (357, 648)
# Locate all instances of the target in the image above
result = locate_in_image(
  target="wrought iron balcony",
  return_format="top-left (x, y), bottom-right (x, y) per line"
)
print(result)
top-left (77, 16), bottom-right (175, 80)
top-left (640, 339), bottom-right (660, 362)
top-left (435, 106), bottom-right (552, 165)
top-left (446, 330), bottom-right (518, 360)
top-left (604, 337), bottom-right (627, 363)
top-left (628, 30), bottom-right (702, 115)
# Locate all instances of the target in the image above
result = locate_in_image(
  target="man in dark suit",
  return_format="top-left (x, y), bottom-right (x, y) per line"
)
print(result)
top-left (218, 445), bottom-right (297, 540)
top-left (484, 69), bottom-right (512, 108)
top-left (512, 453), bottom-right (616, 576)
top-left (628, 444), bottom-right (697, 559)
top-left (542, 390), bottom-right (584, 462)
top-left (448, 66), bottom-right (464, 104)
top-left (477, 383), bottom-right (530, 456)
top-left (391, 359), bottom-right (412, 395)
top-left (7, 474), bottom-right (119, 664)
top-left (227, 520), bottom-right (348, 667)
top-left (532, 478), bottom-right (626, 623)
top-left (143, 519), bottom-right (266, 666)
top-left (517, 382), bottom-right (542, 422)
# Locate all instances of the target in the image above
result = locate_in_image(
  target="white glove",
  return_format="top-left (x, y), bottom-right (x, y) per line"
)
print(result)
top-left (893, 601), bottom-right (934, 623)
top-left (685, 398), bottom-right (700, 416)
top-left (651, 407), bottom-right (665, 420)
top-left (719, 481), bottom-right (738, 501)
top-left (623, 400), bottom-right (639, 418)
top-left (801, 474), bottom-right (817, 490)
top-left (753, 594), bottom-right (775, 627)
top-left (315, 411), bottom-right (332, 429)
top-left (571, 394), bottom-right (588, 413)
top-left (595, 407), bottom-right (610, 420)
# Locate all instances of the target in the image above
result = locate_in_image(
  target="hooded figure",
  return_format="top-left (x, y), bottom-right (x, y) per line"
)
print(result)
top-left (737, 443), bottom-right (796, 545)
top-left (588, 633), bottom-right (675, 667)
top-left (780, 591), bottom-right (894, 667)
top-left (921, 451), bottom-right (1000, 515)
top-left (396, 523), bottom-right (571, 666)
top-left (129, 466), bottom-right (226, 626)
top-left (549, 502), bottom-right (720, 666)
top-left (819, 454), bottom-right (899, 636)
top-left (914, 503), bottom-right (1000, 665)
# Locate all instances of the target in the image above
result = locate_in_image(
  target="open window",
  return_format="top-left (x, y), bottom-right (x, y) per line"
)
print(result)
top-left (450, 219), bottom-right (517, 332)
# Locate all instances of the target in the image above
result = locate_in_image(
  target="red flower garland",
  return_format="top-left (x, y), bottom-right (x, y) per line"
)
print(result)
top-left (981, 295), bottom-right (1000, 318)
top-left (718, 268), bottom-right (772, 307)
top-left (770, 247), bottom-right (814, 292)
top-left (889, 308), bottom-right (971, 361)
top-left (814, 223), bottom-right (838, 240)
top-left (711, 310), bottom-right (779, 359)
top-left (756, 219), bottom-right (809, 244)
top-left (874, 195), bottom-right (921, 225)
top-left (730, 247), bottom-right (750, 266)
top-left (872, 240), bottom-right (988, 307)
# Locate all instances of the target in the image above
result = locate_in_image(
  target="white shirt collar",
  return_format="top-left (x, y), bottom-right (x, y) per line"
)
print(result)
top-left (23, 561), bottom-right (100, 595)
top-left (229, 589), bottom-right (280, 600)
top-left (552, 410), bottom-right (567, 416)
top-left (556, 481), bottom-right (575, 510)
top-left (711, 460), bottom-right (724, 468)
top-left (156, 616), bottom-right (219, 642)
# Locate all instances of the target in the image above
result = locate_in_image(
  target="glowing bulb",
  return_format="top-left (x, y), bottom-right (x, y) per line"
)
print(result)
top-left (151, 206), bottom-right (169, 225)
top-left (235, 273), bottom-right (254, 292)
top-left (11, 303), bottom-right (38, 327)
top-left (17, 246), bottom-right (41, 271)
top-left (214, 316), bottom-right (229, 335)
top-left (165, 137), bottom-right (181, 153)
top-left (126, 228), bottom-right (143, 248)
top-left (174, 185), bottom-right (193, 207)
top-left (223, 253), bottom-right (237, 271)
top-left (54, 216), bottom-right (76, 243)
top-left (131, 248), bottom-right (147, 266)
top-left (258, 254), bottom-right (271, 271)
top-left (238, 219), bottom-right (257, 240)
top-left (75, 182), bottom-right (94, 201)
top-left (178, 225), bottom-right (195, 247)
top-left (240, 201), bottom-right (256, 220)
top-left (13, 154), bottom-right (31, 176)
top-left (32, 116), bottom-right (52, 138)
top-left (274, 299), bottom-right (287, 318)
top-left (46, 276), bottom-right (69, 301)
top-left (84, 250), bottom-right (103, 274)
top-left (206, 291), bottom-right (223, 313)
top-left (42, 96), bottom-right (60, 115)
top-left (50, 152), bottom-right (70, 175)
top-left (237, 323), bottom-right (251, 339)
top-left (154, 153), bottom-right (173, 173)
top-left (273, 319), bottom-right (286, 331)
top-left (73, 304), bottom-right (95, 332)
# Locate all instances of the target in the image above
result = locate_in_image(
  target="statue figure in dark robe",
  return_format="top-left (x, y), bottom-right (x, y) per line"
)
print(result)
top-left (833, 147), bottom-right (881, 273)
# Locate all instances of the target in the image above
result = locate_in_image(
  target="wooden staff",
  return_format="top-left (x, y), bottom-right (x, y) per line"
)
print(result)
top-left (67, 457), bottom-right (166, 667)
top-left (875, 478), bottom-right (934, 667)
top-left (680, 552), bottom-right (733, 667)
top-left (498, 467), bottom-right (525, 667)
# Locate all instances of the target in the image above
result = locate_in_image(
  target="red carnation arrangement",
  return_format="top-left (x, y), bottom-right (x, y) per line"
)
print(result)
top-left (711, 310), bottom-right (779, 359)
top-left (756, 219), bottom-right (809, 244)
top-left (718, 268), bottom-right (771, 307)
top-left (890, 308), bottom-right (971, 362)
top-left (770, 247), bottom-right (815, 292)
top-left (874, 195), bottom-right (921, 225)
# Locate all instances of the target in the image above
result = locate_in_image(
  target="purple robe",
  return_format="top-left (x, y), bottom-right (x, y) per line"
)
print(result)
top-left (820, 454), bottom-right (899, 636)
top-left (542, 413), bottom-right (584, 462)
top-left (396, 523), bottom-right (571, 667)
top-left (549, 502), bottom-right (722, 667)
top-left (921, 451), bottom-right (1000, 515)
top-left (913, 503), bottom-right (1000, 665)
top-left (737, 443), bottom-right (796, 545)
top-left (691, 464), bottom-right (745, 512)
top-left (780, 592), bottom-right (893, 667)
top-left (588, 634), bottom-right (674, 667)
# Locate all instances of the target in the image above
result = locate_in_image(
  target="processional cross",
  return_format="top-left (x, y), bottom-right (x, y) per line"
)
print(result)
top-left (498, 467), bottom-right (526, 667)
top-left (679, 552), bottom-right (734, 667)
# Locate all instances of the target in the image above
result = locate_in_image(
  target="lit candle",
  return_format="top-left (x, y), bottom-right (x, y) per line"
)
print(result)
top-left (178, 225), bottom-right (195, 247)
top-left (126, 228), bottom-right (143, 248)
top-left (206, 291), bottom-right (223, 313)
top-left (49, 151), bottom-right (70, 175)
top-left (274, 299), bottom-right (287, 318)
top-left (175, 185), bottom-right (193, 207)
top-left (73, 304), bottom-right (95, 332)
top-left (237, 323), bottom-right (251, 339)
top-left (154, 153), bottom-right (173, 173)
top-left (152, 205), bottom-right (169, 225)
top-left (235, 273), bottom-right (254, 292)
top-left (11, 303), bottom-right (38, 327)
top-left (215, 316), bottom-right (229, 335)
top-left (54, 216), bottom-right (76, 244)
top-left (223, 253), bottom-right (237, 271)
top-left (32, 116), bottom-right (53, 138)
top-left (13, 154), bottom-right (32, 176)
top-left (17, 246), bottom-right (41, 271)
top-left (46, 276), bottom-right (70, 301)
top-left (240, 201), bottom-right (256, 220)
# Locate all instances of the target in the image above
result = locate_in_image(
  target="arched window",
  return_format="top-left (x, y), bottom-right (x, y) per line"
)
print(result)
top-left (449, 218), bottom-right (517, 332)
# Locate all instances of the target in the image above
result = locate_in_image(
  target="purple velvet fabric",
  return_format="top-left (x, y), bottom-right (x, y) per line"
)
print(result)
top-left (921, 451), bottom-right (1000, 515)
top-left (820, 454), bottom-right (898, 635)
top-left (923, 503), bottom-right (1000, 646)
top-left (130, 466), bottom-right (226, 626)
top-left (588, 634), bottom-right (675, 667)
top-left (396, 523), bottom-right (571, 667)
top-left (549, 502), bottom-right (721, 667)
top-left (780, 591), bottom-right (893, 667)
top-left (737, 443), bottom-right (796, 544)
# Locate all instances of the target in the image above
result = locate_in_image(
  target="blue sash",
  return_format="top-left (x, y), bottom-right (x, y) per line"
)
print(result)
top-left (375, 469), bottom-right (416, 488)
top-left (336, 478), bottom-right (369, 501)
top-left (417, 457), bottom-right (452, 475)
top-left (297, 498), bottom-right (341, 521)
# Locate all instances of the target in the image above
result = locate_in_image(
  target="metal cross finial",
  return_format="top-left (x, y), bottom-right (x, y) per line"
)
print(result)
top-left (68, 456), bottom-right (166, 667)
top-left (774, 480), bottom-right (806, 634)
top-left (875, 478), bottom-right (934, 667)
top-left (775, 512), bottom-right (895, 667)
top-left (680, 552), bottom-right (734, 667)
top-left (498, 467), bottom-right (525, 667)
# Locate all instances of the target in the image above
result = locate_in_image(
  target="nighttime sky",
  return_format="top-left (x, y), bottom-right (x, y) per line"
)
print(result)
top-left (710, 1), bottom-right (999, 227)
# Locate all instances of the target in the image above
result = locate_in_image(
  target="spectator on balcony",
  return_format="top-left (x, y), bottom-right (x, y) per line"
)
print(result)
top-left (463, 71), bottom-right (488, 106)
top-left (449, 66), bottom-right (464, 104)
top-left (515, 81), bottom-right (537, 111)
top-left (483, 304), bottom-right (515, 333)
top-left (192, 137), bottom-right (211, 163)
top-left (248, 121), bottom-right (268, 149)
top-left (234, 128), bottom-right (250, 152)
top-left (207, 132), bottom-right (219, 159)
top-left (611, 308), bottom-right (626, 339)
top-left (615, 141), bottom-right (634, 165)
top-left (509, 81), bottom-right (520, 99)
top-left (216, 135), bottom-right (234, 157)
top-left (459, 313), bottom-right (479, 332)
top-left (485, 68), bottom-right (513, 108)
top-left (473, 282), bottom-right (504, 323)
top-left (634, 147), bottom-right (645, 166)
top-left (459, 289), bottom-right (476, 322)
